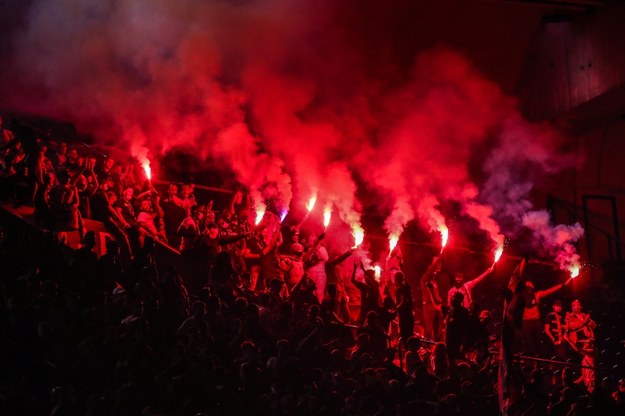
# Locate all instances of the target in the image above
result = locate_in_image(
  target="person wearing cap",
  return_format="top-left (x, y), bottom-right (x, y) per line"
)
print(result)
top-left (279, 242), bottom-right (305, 288)
top-left (544, 299), bottom-right (568, 360)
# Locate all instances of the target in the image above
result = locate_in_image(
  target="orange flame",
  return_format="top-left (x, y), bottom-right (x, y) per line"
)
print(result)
top-left (306, 195), bottom-right (317, 213)
top-left (323, 205), bottom-right (332, 228)
top-left (494, 246), bottom-right (504, 264)
top-left (352, 225), bottom-right (364, 248)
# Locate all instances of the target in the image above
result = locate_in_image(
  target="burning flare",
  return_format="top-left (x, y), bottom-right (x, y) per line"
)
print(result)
top-left (255, 205), bottom-right (266, 226)
top-left (389, 234), bottom-right (399, 254)
top-left (569, 263), bottom-right (580, 279)
top-left (141, 160), bottom-right (152, 181)
top-left (323, 205), bottom-right (332, 228)
top-left (493, 246), bottom-right (504, 264)
top-left (352, 225), bottom-right (364, 248)
top-left (280, 210), bottom-right (288, 222)
top-left (373, 265), bottom-right (382, 282)
top-left (306, 195), bottom-right (317, 213)
top-left (439, 224), bottom-right (449, 252)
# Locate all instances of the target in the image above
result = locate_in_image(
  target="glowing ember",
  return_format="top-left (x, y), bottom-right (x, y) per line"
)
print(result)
top-left (142, 161), bottom-right (152, 181)
top-left (373, 265), bottom-right (382, 281)
top-left (255, 206), bottom-right (266, 226)
top-left (323, 205), bottom-right (332, 228)
top-left (494, 247), bottom-right (504, 263)
top-left (389, 234), bottom-right (399, 253)
top-left (569, 264), bottom-right (580, 278)
top-left (306, 195), bottom-right (317, 213)
top-left (439, 225), bottom-right (449, 250)
top-left (352, 225), bottom-right (364, 248)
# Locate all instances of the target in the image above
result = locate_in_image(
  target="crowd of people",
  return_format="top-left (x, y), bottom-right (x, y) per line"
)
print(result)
top-left (2, 116), bottom-right (625, 415)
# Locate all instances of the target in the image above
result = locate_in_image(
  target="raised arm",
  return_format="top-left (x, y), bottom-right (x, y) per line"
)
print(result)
top-left (227, 190), bottom-right (242, 216)
top-left (536, 278), bottom-right (569, 302)
top-left (327, 248), bottom-right (353, 268)
top-left (350, 261), bottom-right (366, 291)
top-left (420, 255), bottom-right (441, 286)
top-left (261, 228), bottom-right (282, 255)
top-left (465, 264), bottom-right (495, 290)
top-left (303, 231), bottom-right (325, 263)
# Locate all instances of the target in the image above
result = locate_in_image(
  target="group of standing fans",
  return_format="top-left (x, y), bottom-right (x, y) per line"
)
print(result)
top-left (2, 116), bottom-right (625, 415)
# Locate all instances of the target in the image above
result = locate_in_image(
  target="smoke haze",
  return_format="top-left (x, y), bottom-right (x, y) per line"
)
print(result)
top-left (0, 0), bottom-right (583, 270)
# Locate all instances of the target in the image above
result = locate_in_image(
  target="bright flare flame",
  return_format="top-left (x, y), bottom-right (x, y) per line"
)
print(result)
top-left (373, 265), bottom-right (382, 282)
top-left (323, 206), bottom-right (332, 228)
top-left (569, 263), bottom-right (580, 278)
top-left (389, 234), bottom-right (399, 253)
top-left (439, 225), bottom-right (449, 250)
top-left (280, 210), bottom-right (288, 222)
top-left (255, 206), bottom-right (266, 226)
top-left (352, 226), bottom-right (364, 248)
top-left (494, 247), bottom-right (504, 264)
top-left (306, 196), bottom-right (317, 213)
top-left (142, 161), bottom-right (151, 181)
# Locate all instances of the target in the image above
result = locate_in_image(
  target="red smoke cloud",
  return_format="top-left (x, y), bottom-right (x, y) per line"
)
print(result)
top-left (0, 0), bottom-right (583, 266)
